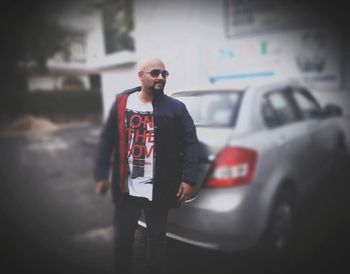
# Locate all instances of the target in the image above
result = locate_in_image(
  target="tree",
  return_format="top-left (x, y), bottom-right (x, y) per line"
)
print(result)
top-left (0, 0), bottom-right (135, 95)
top-left (0, 0), bottom-right (71, 93)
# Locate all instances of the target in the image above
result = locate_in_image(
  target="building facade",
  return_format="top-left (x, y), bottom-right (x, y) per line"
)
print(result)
top-left (27, 5), bottom-right (105, 92)
top-left (29, 0), bottom-right (349, 117)
top-left (132, 0), bottom-right (348, 91)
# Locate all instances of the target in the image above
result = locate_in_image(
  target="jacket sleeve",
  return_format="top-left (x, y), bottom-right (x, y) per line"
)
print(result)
top-left (93, 103), bottom-right (118, 181)
top-left (180, 103), bottom-right (199, 186)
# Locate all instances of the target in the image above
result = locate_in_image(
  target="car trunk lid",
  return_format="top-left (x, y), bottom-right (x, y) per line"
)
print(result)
top-left (190, 127), bottom-right (234, 198)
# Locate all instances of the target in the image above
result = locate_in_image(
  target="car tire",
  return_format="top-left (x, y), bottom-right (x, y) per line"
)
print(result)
top-left (260, 189), bottom-right (295, 261)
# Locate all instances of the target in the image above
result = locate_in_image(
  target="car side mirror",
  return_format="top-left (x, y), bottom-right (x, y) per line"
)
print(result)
top-left (323, 103), bottom-right (343, 117)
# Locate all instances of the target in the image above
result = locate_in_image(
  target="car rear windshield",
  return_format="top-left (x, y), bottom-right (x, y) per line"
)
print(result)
top-left (173, 91), bottom-right (243, 127)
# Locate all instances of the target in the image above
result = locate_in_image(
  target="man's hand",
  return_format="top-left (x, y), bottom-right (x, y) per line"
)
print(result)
top-left (96, 180), bottom-right (109, 196)
top-left (177, 182), bottom-right (193, 203)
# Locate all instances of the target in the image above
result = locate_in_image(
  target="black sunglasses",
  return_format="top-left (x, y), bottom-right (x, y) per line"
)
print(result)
top-left (144, 69), bottom-right (169, 78)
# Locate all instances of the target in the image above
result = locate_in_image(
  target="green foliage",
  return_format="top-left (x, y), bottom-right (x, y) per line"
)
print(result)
top-left (1, 1), bottom-right (69, 71)
top-left (0, 1), bottom-right (75, 92)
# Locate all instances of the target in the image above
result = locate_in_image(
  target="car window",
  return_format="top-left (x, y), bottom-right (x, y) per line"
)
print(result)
top-left (261, 97), bottom-right (280, 127)
top-left (291, 90), bottom-right (322, 120)
top-left (173, 92), bottom-right (241, 127)
top-left (263, 91), bottom-right (297, 127)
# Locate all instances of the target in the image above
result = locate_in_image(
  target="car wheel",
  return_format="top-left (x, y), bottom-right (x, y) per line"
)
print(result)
top-left (261, 190), bottom-right (295, 260)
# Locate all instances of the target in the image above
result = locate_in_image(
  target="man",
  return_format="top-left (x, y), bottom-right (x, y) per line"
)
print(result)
top-left (94, 58), bottom-right (198, 274)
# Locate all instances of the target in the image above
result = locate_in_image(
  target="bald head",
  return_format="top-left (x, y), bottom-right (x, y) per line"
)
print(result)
top-left (137, 57), bottom-right (168, 99)
top-left (138, 57), bottom-right (166, 72)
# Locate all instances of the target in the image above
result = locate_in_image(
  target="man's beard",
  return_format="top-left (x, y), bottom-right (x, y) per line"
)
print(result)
top-left (150, 81), bottom-right (165, 99)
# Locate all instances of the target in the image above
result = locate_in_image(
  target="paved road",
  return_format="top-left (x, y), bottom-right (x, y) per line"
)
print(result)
top-left (0, 124), bottom-right (349, 274)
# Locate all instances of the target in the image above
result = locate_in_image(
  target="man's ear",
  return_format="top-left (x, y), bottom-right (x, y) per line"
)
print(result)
top-left (138, 71), bottom-right (143, 80)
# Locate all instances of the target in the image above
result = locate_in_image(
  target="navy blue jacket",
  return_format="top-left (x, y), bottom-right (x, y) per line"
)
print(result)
top-left (94, 86), bottom-right (198, 208)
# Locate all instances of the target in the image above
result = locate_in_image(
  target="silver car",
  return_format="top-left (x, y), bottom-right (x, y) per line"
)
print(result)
top-left (139, 81), bottom-right (346, 254)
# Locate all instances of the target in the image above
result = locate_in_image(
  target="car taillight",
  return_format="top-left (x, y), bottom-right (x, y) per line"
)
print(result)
top-left (205, 147), bottom-right (257, 188)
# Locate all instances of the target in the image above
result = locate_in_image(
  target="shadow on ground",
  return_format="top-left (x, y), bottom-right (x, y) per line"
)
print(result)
top-left (0, 125), bottom-right (349, 274)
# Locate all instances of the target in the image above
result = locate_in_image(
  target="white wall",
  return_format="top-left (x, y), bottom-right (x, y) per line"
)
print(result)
top-left (100, 65), bottom-right (139, 118)
top-left (28, 76), bottom-right (60, 91)
top-left (134, 0), bottom-right (225, 93)
top-left (133, 0), bottom-right (346, 92)
top-left (28, 75), bottom-right (90, 91)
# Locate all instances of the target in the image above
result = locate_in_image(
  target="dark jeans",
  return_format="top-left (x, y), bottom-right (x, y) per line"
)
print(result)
top-left (113, 194), bottom-right (169, 274)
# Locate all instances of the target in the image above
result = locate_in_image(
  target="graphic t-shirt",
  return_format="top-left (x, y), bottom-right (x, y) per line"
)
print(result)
top-left (125, 92), bottom-right (154, 200)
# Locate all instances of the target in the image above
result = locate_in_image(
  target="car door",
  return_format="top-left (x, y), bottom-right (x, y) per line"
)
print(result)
top-left (290, 88), bottom-right (338, 178)
top-left (262, 88), bottom-right (315, 192)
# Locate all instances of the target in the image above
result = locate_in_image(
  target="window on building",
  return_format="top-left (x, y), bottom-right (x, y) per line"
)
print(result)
top-left (67, 34), bottom-right (86, 62)
top-left (102, 0), bottom-right (134, 54)
top-left (52, 33), bottom-right (86, 63)
top-left (225, 0), bottom-right (322, 37)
